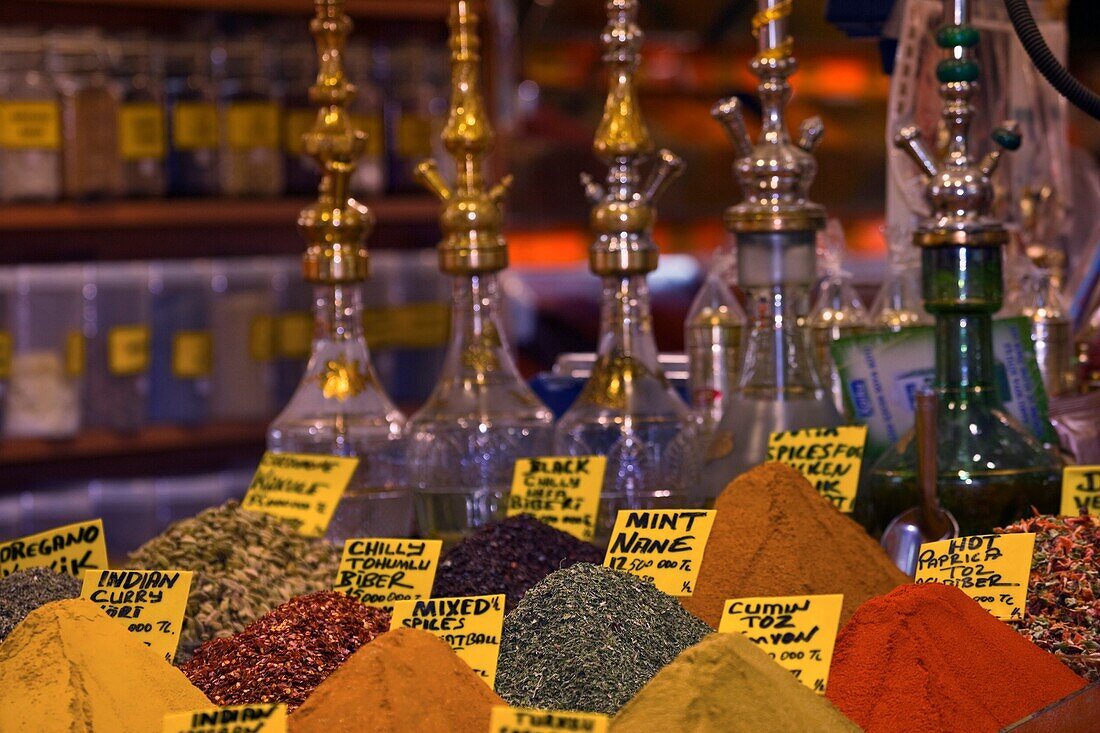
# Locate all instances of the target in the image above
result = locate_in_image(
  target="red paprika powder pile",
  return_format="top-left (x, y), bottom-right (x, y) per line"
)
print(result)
top-left (826, 583), bottom-right (1086, 732)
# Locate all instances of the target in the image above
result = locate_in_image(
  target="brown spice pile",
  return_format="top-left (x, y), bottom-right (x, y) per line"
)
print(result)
top-left (182, 591), bottom-right (389, 711)
top-left (682, 462), bottom-right (908, 627)
top-left (290, 627), bottom-right (504, 733)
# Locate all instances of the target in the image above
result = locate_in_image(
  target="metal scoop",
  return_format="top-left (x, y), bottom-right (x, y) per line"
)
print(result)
top-left (881, 391), bottom-right (960, 576)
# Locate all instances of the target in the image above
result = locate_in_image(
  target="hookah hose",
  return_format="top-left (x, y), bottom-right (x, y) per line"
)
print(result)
top-left (1002, 0), bottom-right (1100, 120)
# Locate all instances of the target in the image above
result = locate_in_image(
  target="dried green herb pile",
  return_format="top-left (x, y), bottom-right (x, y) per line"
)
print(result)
top-left (183, 591), bottom-right (389, 711)
top-left (0, 568), bottom-right (81, 642)
top-left (495, 563), bottom-right (712, 715)
top-left (128, 500), bottom-right (340, 659)
top-left (996, 511), bottom-right (1100, 681)
top-left (432, 515), bottom-right (604, 611)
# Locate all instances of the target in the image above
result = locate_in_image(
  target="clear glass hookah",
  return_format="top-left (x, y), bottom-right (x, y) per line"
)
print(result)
top-left (554, 0), bottom-right (699, 542)
top-left (407, 0), bottom-right (553, 544)
top-left (267, 0), bottom-right (411, 543)
top-left (699, 0), bottom-right (842, 500)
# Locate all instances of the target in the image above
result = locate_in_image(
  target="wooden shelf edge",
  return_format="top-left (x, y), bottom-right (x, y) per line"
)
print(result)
top-left (31, 0), bottom-right (449, 20)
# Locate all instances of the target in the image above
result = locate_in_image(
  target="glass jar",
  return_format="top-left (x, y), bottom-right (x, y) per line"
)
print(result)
top-left (217, 40), bottom-right (284, 197)
top-left (148, 260), bottom-right (212, 426)
top-left (386, 42), bottom-right (443, 194)
top-left (209, 259), bottom-right (277, 421)
top-left (278, 43), bottom-right (319, 196)
top-left (347, 42), bottom-right (387, 197)
top-left (114, 37), bottom-right (167, 197)
top-left (0, 35), bottom-right (62, 202)
top-left (272, 256), bottom-right (313, 407)
top-left (164, 42), bottom-right (219, 197)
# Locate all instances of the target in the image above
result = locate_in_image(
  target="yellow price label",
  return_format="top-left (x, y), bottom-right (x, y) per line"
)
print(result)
top-left (66, 330), bottom-right (85, 378)
top-left (163, 704), bottom-right (287, 733)
top-left (1061, 466), bottom-right (1100, 515)
top-left (488, 706), bottom-right (610, 733)
top-left (915, 533), bottom-right (1036, 621)
top-left (332, 538), bottom-right (442, 612)
top-left (242, 452), bottom-right (359, 538)
top-left (118, 103), bottom-right (166, 160)
top-left (507, 456), bottom-right (606, 542)
top-left (0, 100), bottom-right (61, 149)
top-left (276, 312), bottom-right (312, 359)
top-left (0, 519), bottom-right (108, 579)
top-left (108, 324), bottom-right (151, 376)
top-left (249, 315), bottom-right (275, 362)
top-left (0, 330), bottom-right (11, 379)
top-left (172, 331), bottom-right (212, 379)
top-left (766, 426), bottom-right (868, 513)
top-left (226, 102), bottom-right (281, 150)
top-left (81, 569), bottom-right (193, 663)
top-left (719, 594), bottom-right (843, 694)
top-left (283, 108), bottom-right (315, 155)
top-left (352, 113), bottom-right (385, 158)
top-left (603, 510), bottom-right (717, 596)
top-left (362, 302), bottom-right (450, 350)
top-left (390, 594), bottom-right (505, 688)
top-left (395, 114), bottom-right (433, 159)
top-left (172, 102), bottom-right (218, 150)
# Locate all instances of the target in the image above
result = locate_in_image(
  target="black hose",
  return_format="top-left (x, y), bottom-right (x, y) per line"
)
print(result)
top-left (1002, 0), bottom-right (1100, 120)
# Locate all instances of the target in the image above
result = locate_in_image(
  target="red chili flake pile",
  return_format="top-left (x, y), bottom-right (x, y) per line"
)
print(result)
top-left (996, 511), bottom-right (1100, 681)
top-left (181, 591), bottom-right (390, 710)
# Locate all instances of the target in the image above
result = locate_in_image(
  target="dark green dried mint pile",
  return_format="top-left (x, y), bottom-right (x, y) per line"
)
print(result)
top-left (432, 514), bottom-right (604, 612)
top-left (0, 568), bottom-right (82, 642)
top-left (495, 562), bottom-right (712, 715)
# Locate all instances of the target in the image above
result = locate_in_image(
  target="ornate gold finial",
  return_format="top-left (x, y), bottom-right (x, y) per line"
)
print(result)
top-left (583, 0), bottom-right (684, 277)
top-left (415, 0), bottom-right (510, 275)
top-left (299, 0), bottom-right (372, 284)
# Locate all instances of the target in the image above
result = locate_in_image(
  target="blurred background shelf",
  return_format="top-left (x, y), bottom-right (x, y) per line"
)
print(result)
top-left (12, 0), bottom-right (448, 21)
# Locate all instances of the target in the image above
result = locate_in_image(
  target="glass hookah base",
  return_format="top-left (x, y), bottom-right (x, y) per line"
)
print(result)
top-left (326, 486), bottom-right (415, 546)
top-left (414, 486), bottom-right (508, 546)
top-left (589, 489), bottom-right (695, 549)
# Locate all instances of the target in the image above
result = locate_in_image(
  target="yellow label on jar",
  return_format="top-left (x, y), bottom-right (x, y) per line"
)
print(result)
top-left (172, 102), bottom-right (218, 150)
top-left (332, 538), bottom-right (443, 612)
top-left (915, 533), bottom-right (1036, 621)
top-left (82, 569), bottom-right (194, 663)
top-left (118, 103), bottom-right (166, 160)
top-left (604, 510), bottom-right (717, 597)
top-left (66, 331), bottom-right (85, 378)
top-left (108, 325), bottom-right (151, 376)
top-left (352, 113), bottom-right (385, 158)
top-left (249, 315), bottom-right (275, 362)
top-left (243, 452), bottom-right (359, 537)
top-left (163, 704), bottom-right (287, 733)
top-left (0, 331), bottom-right (11, 379)
top-left (0, 100), bottom-right (61, 150)
top-left (766, 426), bottom-right (868, 513)
top-left (396, 114), bottom-right (433, 159)
top-left (507, 456), bottom-right (607, 542)
top-left (172, 331), bottom-right (212, 379)
top-left (283, 108), bottom-right (315, 155)
top-left (226, 102), bottom-right (281, 150)
top-left (276, 312), bottom-right (312, 359)
top-left (390, 594), bottom-right (505, 688)
top-left (1060, 465), bottom-right (1100, 515)
top-left (0, 519), bottom-right (108, 578)
top-left (488, 706), bottom-right (610, 733)
top-left (362, 302), bottom-right (450, 350)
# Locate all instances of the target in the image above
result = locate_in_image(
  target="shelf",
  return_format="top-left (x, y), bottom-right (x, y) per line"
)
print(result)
top-left (25, 0), bottom-right (448, 20)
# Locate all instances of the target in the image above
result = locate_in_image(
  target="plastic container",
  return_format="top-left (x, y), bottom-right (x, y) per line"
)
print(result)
top-left (278, 44), bottom-right (319, 196)
top-left (209, 258), bottom-right (277, 421)
top-left (217, 39), bottom-right (284, 197)
top-left (0, 35), bottom-right (62, 202)
top-left (272, 256), bottom-right (312, 408)
top-left (148, 260), bottom-right (212, 425)
top-left (114, 38), bottom-right (168, 197)
top-left (164, 42), bottom-right (219, 197)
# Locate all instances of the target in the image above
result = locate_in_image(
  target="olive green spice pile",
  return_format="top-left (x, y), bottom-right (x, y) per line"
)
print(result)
top-left (495, 563), bottom-right (712, 715)
top-left (128, 500), bottom-right (341, 659)
top-left (0, 568), bottom-right (81, 643)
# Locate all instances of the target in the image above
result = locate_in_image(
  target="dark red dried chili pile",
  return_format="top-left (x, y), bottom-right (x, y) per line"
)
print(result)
top-left (181, 591), bottom-right (390, 710)
top-left (432, 514), bottom-right (604, 611)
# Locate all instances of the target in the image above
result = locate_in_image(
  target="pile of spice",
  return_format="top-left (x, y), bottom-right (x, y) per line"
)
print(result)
top-left (128, 500), bottom-right (341, 658)
top-left (682, 462), bottom-right (908, 627)
top-left (826, 583), bottom-right (1086, 732)
top-left (0, 599), bottom-right (209, 732)
top-left (432, 514), bottom-right (604, 611)
top-left (183, 591), bottom-right (389, 711)
top-left (0, 568), bottom-right (81, 642)
top-left (290, 627), bottom-right (504, 733)
top-left (996, 511), bottom-right (1100, 681)
top-left (611, 631), bottom-right (859, 732)
top-left (495, 563), bottom-right (712, 715)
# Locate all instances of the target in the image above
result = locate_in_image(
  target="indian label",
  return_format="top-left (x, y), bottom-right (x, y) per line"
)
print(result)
top-left (766, 426), bottom-right (868, 513)
top-left (0, 100), bottom-right (61, 149)
top-left (507, 456), bottom-right (606, 542)
top-left (283, 108), bottom-right (315, 155)
top-left (352, 113), bottom-right (385, 158)
top-left (332, 538), bottom-right (442, 612)
top-left (0, 331), bottom-right (11, 379)
top-left (172, 102), bottom-right (218, 150)
top-left (276, 312), bottom-right (312, 359)
top-left (915, 533), bottom-right (1036, 621)
top-left (362, 302), bottom-right (450, 350)
top-left (719, 594), bottom-right (844, 694)
top-left (395, 114), bottom-right (433, 159)
top-left (81, 569), bottom-right (193, 663)
top-left (172, 331), bottom-right (212, 379)
top-left (118, 103), bottom-right (166, 160)
top-left (226, 102), bottom-right (281, 150)
top-left (488, 706), bottom-right (610, 733)
top-left (242, 452), bottom-right (358, 538)
top-left (390, 594), bottom-right (505, 688)
top-left (66, 330), bottom-right (85, 378)
top-left (249, 315), bottom-right (275, 362)
top-left (108, 324), bottom-right (151, 376)
top-left (603, 510), bottom-right (717, 596)
top-left (1061, 466), bottom-right (1100, 515)
top-left (163, 704), bottom-right (287, 733)
top-left (0, 519), bottom-right (108, 578)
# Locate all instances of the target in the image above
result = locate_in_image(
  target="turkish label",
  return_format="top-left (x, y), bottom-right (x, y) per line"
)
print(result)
top-left (66, 330), bottom-right (85, 377)
top-left (488, 706), bottom-right (610, 733)
top-left (0, 100), bottom-right (61, 149)
top-left (391, 594), bottom-right (505, 687)
top-left (172, 331), bottom-right (213, 379)
top-left (172, 102), bottom-right (218, 150)
top-left (395, 114), bottom-right (433, 159)
top-left (249, 315), bottom-right (275, 362)
top-left (507, 456), bottom-right (606, 542)
top-left (353, 113), bottom-right (385, 158)
top-left (226, 102), bottom-right (281, 150)
top-left (242, 452), bottom-right (359, 537)
top-left (276, 312), bottom-right (312, 359)
top-left (603, 510), bottom-right (717, 596)
top-left (108, 324), bottom-right (151, 376)
top-left (0, 519), bottom-right (108, 578)
top-left (766, 426), bottom-right (868, 513)
top-left (283, 108), bottom-right (315, 155)
top-left (81, 569), bottom-right (193, 663)
top-left (1061, 466), bottom-right (1100, 515)
top-left (0, 331), bottom-right (11, 379)
top-left (332, 538), bottom-right (442, 611)
top-left (719, 594), bottom-right (843, 694)
top-left (362, 303), bottom-right (450, 350)
top-left (915, 533), bottom-right (1036, 620)
top-left (163, 704), bottom-right (287, 733)
top-left (118, 103), bottom-right (166, 160)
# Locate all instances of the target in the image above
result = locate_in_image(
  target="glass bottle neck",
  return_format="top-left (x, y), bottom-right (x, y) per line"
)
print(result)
top-left (313, 283), bottom-right (366, 343)
top-left (440, 272), bottom-right (522, 384)
top-left (934, 314), bottom-right (997, 399)
top-left (739, 283), bottom-right (823, 396)
top-left (597, 275), bottom-right (660, 367)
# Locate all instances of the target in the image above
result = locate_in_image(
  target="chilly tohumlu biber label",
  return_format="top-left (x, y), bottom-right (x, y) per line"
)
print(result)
top-left (508, 456), bottom-right (606, 542)
top-left (488, 705), bottom-right (610, 733)
top-left (391, 594), bottom-right (505, 688)
top-left (242, 452), bottom-right (358, 538)
top-left (915, 533), bottom-right (1036, 621)
top-left (0, 519), bottom-right (109, 578)
top-left (332, 538), bottom-right (442, 612)
top-left (82, 569), bottom-right (193, 663)
top-left (603, 510), bottom-right (716, 597)
top-left (163, 703), bottom-right (286, 733)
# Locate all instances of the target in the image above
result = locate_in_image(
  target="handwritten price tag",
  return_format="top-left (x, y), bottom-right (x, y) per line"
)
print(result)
top-left (719, 594), bottom-right (843, 694)
top-left (1061, 466), bottom-right (1100, 516)
top-left (915, 533), bottom-right (1036, 620)
top-left (332, 538), bottom-right (442, 612)
top-left (163, 703), bottom-right (286, 733)
top-left (391, 594), bottom-right (505, 688)
top-left (508, 456), bottom-right (606, 542)
top-left (0, 519), bottom-right (108, 579)
top-left (488, 706), bottom-right (610, 733)
top-left (603, 510), bottom-right (716, 596)
top-left (82, 569), bottom-right (193, 663)
top-left (767, 426), bottom-right (868, 513)
top-left (242, 452), bottom-right (359, 537)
